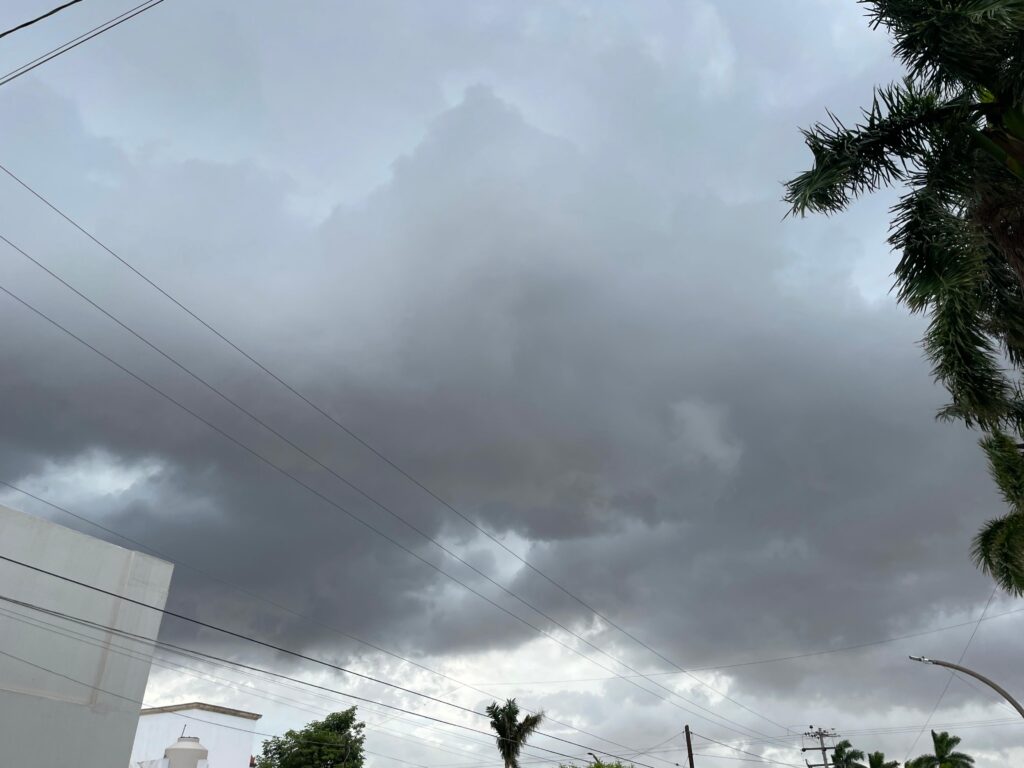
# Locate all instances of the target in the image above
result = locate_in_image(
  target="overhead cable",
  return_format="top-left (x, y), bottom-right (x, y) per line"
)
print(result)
top-left (0, 159), bottom-right (783, 734)
top-left (0, 0), bottom-right (84, 41)
top-left (0, 257), bottom-right (768, 741)
top-left (0, 564), bottom-right (654, 768)
top-left (0, 0), bottom-right (165, 88)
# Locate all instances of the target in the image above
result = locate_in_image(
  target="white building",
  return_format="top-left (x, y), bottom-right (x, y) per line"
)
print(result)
top-left (0, 502), bottom-right (174, 768)
top-left (131, 702), bottom-right (262, 767)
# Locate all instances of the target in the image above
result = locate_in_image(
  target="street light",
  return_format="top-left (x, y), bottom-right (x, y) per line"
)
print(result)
top-left (909, 655), bottom-right (1024, 720)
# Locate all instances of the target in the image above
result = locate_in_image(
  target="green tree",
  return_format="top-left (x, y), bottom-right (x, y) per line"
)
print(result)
top-left (785, 0), bottom-right (1024, 593)
top-left (906, 730), bottom-right (975, 768)
top-left (866, 751), bottom-right (898, 768)
top-left (254, 708), bottom-right (365, 768)
top-left (486, 698), bottom-right (545, 768)
top-left (832, 740), bottom-right (867, 768)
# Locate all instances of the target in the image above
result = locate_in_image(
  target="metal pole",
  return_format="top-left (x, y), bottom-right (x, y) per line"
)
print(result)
top-left (684, 724), bottom-right (695, 768)
top-left (910, 656), bottom-right (1024, 720)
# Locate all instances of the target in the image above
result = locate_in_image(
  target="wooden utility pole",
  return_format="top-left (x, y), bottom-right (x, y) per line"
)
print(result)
top-left (684, 724), bottom-right (695, 768)
top-left (801, 727), bottom-right (835, 768)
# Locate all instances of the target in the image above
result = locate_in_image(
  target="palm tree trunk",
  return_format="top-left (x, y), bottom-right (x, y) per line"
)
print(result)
top-left (975, 191), bottom-right (1024, 291)
top-left (974, 126), bottom-right (1024, 292)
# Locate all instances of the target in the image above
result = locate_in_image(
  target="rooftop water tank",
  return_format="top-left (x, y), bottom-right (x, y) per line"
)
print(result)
top-left (164, 735), bottom-right (209, 768)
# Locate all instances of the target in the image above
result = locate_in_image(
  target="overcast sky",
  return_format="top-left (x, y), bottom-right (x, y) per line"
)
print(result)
top-left (1, 1), bottom-right (1022, 767)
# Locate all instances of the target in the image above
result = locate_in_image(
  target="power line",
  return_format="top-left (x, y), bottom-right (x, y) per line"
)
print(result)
top-left (0, 556), bottom-right (481, 718)
top-left (0, 586), bottom-right (663, 768)
top-left (3, 607), bottom-right (534, 766)
top-left (0, 626), bottom-right (434, 768)
top-left (947, 669), bottom-right (1022, 718)
top-left (0, 603), bottom-right (511, 762)
top-left (690, 732), bottom-right (801, 768)
top-left (0, 563), bottom-right (654, 768)
top-left (636, 729), bottom-right (687, 756)
top-left (692, 757), bottom-right (794, 765)
top-left (0, 11), bottom-right (1014, 761)
top-left (433, 713), bottom-right (1024, 768)
top-left (17, 532), bottom-right (1016, 766)
top-left (466, 600), bottom-right (1024, 683)
top-left (0, 481), bottom-right (656, 764)
top-left (0, 160), bottom-right (783, 735)
top-left (681, 714), bottom-right (1024, 750)
top-left (0, 230), bottom-right (726, 727)
top-left (0, 642), bottom-right (491, 768)
top-left (568, 714), bottom-right (1024, 758)
top-left (0, 251), bottom-right (767, 743)
top-left (902, 586), bottom-right (998, 763)
top-left (0, 594), bottom-right (607, 768)
top-left (0, 0), bottom-right (84, 41)
top-left (0, 602), bottom-right (534, 766)
top-left (19, 475), bottom-right (1021, 763)
top-left (0, 0), bottom-right (165, 88)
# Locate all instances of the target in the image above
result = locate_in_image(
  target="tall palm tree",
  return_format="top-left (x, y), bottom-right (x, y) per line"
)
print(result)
top-left (906, 730), bottom-right (975, 768)
top-left (866, 751), bottom-right (897, 768)
top-left (832, 740), bottom-right (866, 768)
top-left (785, 0), bottom-right (1024, 593)
top-left (486, 699), bottom-right (545, 768)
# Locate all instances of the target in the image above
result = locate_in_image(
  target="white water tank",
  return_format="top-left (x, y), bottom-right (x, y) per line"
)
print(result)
top-left (164, 736), bottom-right (209, 768)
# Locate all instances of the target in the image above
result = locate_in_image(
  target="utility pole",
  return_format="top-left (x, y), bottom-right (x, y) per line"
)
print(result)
top-left (801, 727), bottom-right (836, 768)
top-left (684, 724), bottom-right (695, 768)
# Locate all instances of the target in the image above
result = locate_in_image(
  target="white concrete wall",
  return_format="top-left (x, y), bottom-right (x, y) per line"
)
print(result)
top-left (132, 709), bottom-right (257, 767)
top-left (0, 503), bottom-right (173, 768)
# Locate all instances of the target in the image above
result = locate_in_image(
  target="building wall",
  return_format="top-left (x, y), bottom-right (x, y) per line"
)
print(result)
top-left (132, 709), bottom-right (258, 767)
top-left (0, 503), bottom-right (173, 768)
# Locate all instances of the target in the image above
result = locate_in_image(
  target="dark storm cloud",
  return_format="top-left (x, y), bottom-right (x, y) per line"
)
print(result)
top-left (0, 1), bottom-right (1020, 765)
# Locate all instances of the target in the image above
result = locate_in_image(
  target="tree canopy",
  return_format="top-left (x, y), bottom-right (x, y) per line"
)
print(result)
top-left (832, 739), bottom-right (866, 768)
top-left (486, 698), bottom-right (545, 768)
top-left (254, 708), bottom-right (365, 768)
top-left (907, 730), bottom-right (975, 768)
top-left (786, 0), bottom-right (1024, 592)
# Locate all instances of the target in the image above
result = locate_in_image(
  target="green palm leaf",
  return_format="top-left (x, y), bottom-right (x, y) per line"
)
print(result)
top-left (486, 699), bottom-right (545, 768)
top-left (785, 0), bottom-right (1024, 593)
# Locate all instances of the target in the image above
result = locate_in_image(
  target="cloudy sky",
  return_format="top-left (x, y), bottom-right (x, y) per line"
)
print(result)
top-left (1, 1), bottom-right (1022, 766)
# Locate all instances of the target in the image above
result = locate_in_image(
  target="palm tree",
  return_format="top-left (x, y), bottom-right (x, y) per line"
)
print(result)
top-left (866, 751), bottom-right (897, 768)
top-left (832, 740), bottom-right (866, 768)
top-left (486, 699), bottom-right (544, 768)
top-left (906, 730), bottom-right (975, 768)
top-left (785, 0), bottom-right (1024, 593)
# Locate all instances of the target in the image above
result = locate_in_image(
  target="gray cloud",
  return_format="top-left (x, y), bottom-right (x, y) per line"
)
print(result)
top-left (0, 1), bottom-right (1021, 766)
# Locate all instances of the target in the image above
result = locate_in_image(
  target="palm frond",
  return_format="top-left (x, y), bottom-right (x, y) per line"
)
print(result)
top-left (784, 79), bottom-right (952, 215)
top-left (788, 0), bottom-right (1024, 596)
top-left (864, 0), bottom-right (1024, 101)
top-left (971, 511), bottom-right (1024, 593)
top-left (486, 699), bottom-right (542, 768)
top-left (981, 430), bottom-right (1024, 508)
